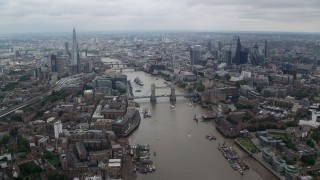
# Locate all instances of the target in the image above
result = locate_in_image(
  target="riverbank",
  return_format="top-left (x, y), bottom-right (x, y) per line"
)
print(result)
top-left (122, 154), bottom-right (137, 180)
top-left (119, 114), bottom-right (141, 137)
top-left (209, 116), bottom-right (280, 180)
top-left (235, 138), bottom-right (283, 180)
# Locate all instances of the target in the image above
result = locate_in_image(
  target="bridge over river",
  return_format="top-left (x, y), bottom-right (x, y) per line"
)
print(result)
top-left (131, 83), bottom-right (194, 102)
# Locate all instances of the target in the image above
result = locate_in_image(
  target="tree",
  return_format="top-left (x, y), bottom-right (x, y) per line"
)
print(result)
top-left (18, 75), bottom-right (31, 81)
top-left (18, 161), bottom-right (42, 180)
top-left (41, 152), bottom-right (61, 168)
top-left (1, 83), bottom-right (16, 92)
top-left (17, 135), bottom-right (29, 153)
top-left (83, 84), bottom-right (93, 90)
top-left (301, 155), bottom-right (316, 165)
top-left (235, 103), bottom-right (254, 109)
top-left (196, 83), bottom-right (205, 92)
top-left (214, 74), bottom-right (221, 80)
top-left (294, 90), bottom-right (308, 100)
top-left (187, 87), bottom-right (194, 93)
top-left (224, 74), bottom-right (231, 81)
top-left (46, 91), bottom-right (69, 102)
top-left (282, 137), bottom-right (297, 150)
top-left (235, 80), bottom-right (247, 88)
top-left (306, 139), bottom-right (315, 148)
top-left (311, 130), bottom-right (320, 143)
top-left (1, 135), bottom-right (9, 144)
top-left (256, 86), bottom-right (262, 93)
top-left (34, 111), bottom-right (44, 119)
top-left (11, 114), bottom-right (22, 121)
top-left (10, 127), bottom-right (18, 137)
top-left (48, 172), bottom-right (67, 180)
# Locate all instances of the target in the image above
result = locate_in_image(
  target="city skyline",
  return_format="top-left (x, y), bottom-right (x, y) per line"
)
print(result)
top-left (0, 0), bottom-right (319, 33)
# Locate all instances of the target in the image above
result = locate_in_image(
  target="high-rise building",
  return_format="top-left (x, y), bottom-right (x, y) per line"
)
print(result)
top-left (50, 54), bottom-right (57, 72)
top-left (231, 36), bottom-right (241, 65)
top-left (190, 45), bottom-right (202, 66)
top-left (264, 39), bottom-right (268, 58)
top-left (84, 60), bottom-right (93, 73)
top-left (225, 50), bottom-right (232, 67)
top-left (240, 48), bottom-right (248, 64)
top-left (71, 27), bottom-right (80, 75)
top-left (207, 41), bottom-right (212, 52)
top-left (54, 121), bottom-right (63, 138)
top-left (218, 41), bottom-right (222, 52)
top-left (65, 42), bottom-right (69, 53)
top-left (56, 56), bottom-right (67, 75)
top-left (251, 44), bottom-right (262, 66)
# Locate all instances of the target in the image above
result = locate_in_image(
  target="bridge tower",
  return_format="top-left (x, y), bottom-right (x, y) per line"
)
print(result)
top-left (170, 86), bottom-right (176, 101)
top-left (150, 83), bottom-right (157, 102)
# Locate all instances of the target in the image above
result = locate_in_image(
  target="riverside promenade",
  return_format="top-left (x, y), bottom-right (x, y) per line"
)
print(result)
top-left (235, 138), bottom-right (284, 180)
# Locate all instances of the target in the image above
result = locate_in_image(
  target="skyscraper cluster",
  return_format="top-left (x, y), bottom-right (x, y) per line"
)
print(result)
top-left (50, 28), bottom-right (80, 76)
top-left (229, 35), bottom-right (248, 66)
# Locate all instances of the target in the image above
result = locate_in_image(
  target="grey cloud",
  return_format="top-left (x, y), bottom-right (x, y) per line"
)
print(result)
top-left (0, 0), bottom-right (319, 33)
top-left (186, 0), bottom-right (320, 9)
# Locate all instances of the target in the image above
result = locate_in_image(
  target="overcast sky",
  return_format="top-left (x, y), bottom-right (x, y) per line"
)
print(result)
top-left (0, 0), bottom-right (319, 33)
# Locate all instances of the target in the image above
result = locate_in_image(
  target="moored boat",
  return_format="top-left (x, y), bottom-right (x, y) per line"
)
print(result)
top-left (134, 77), bottom-right (144, 86)
top-left (206, 133), bottom-right (216, 141)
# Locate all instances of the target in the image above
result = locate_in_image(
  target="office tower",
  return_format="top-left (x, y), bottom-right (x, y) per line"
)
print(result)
top-left (218, 41), bottom-right (222, 52)
top-left (264, 39), bottom-right (268, 58)
top-left (84, 61), bottom-right (93, 73)
top-left (231, 36), bottom-right (241, 65)
top-left (190, 45), bottom-right (202, 66)
top-left (251, 44), bottom-right (261, 66)
top-left (240, 48), bottom-right (248, 64)
top-left (15, 50), bottom-right (20, 58)
top-left (71, 27), bottom-right (80, 75)
top-left (56, 56), bottom-right (67, 75)
top-left (54, 121), bottom-right (63, 138)
top-left (207, 41), bottom-right (212, 52)
top-left (65, 42), bottom-right (69, 53)
top-left (50, 54), bottom-right (57, 72)
top-left (225, 50), bottom-right (232, 67)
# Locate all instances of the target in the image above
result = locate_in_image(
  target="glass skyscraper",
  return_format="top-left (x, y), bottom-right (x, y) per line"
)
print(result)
top-left (71, 27), bottom-right (80, 75)
top-left (231, 35), bottom-right (241, 65)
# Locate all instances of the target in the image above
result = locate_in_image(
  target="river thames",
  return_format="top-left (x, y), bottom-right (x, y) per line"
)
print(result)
top-left (103, 58), bottom-right (276, 180)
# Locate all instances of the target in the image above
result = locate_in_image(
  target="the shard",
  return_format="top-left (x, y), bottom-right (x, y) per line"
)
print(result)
top-left (71, 27), bottom-right (80, 74)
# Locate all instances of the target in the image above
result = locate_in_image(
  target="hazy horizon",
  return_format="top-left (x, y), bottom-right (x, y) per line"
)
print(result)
top-left (1, 0), bottom-right (319, 34)
top-left (1, 29), bottom-right (320, 36)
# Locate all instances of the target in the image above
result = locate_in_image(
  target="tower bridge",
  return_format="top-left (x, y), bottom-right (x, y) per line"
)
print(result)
top-left (104, 62), bottom-right (130, 68)
top-left (133, 83), bottom-right (181, 102)
top-left (150, 83), bottom-right (176, 102)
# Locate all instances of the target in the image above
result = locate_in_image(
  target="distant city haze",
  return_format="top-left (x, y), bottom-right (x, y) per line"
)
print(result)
top-left (0, 0), bottom-right (320, 33)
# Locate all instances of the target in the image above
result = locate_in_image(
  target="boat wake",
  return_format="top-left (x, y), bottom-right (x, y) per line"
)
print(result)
top-left (187, 132), bottom-right (191, 138)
